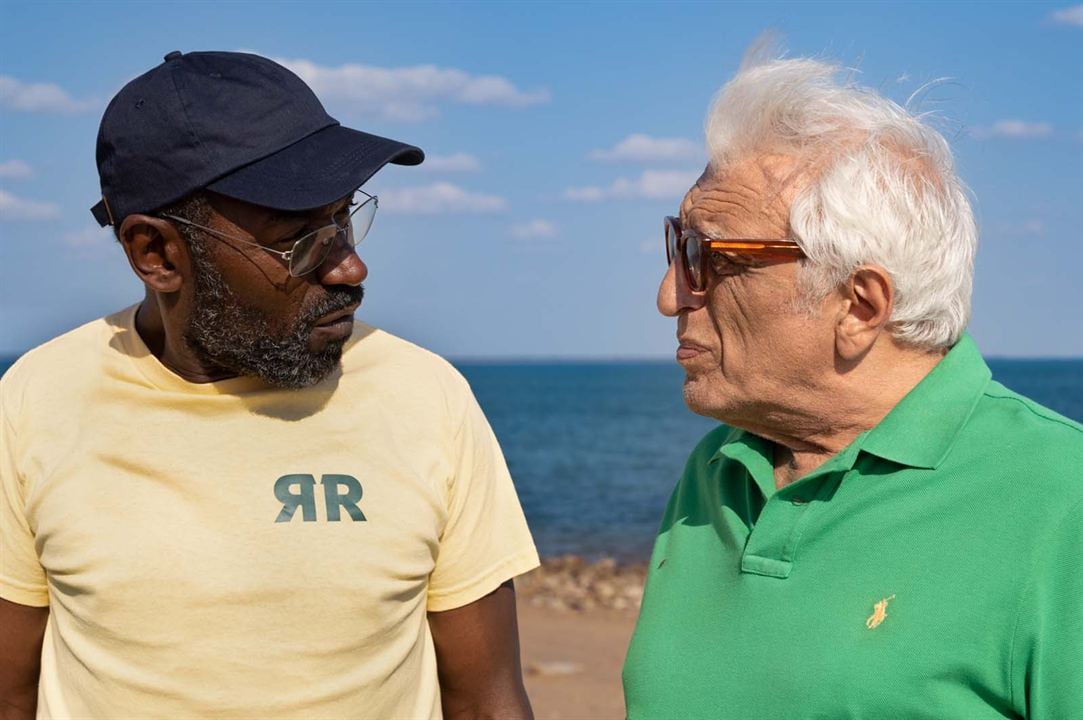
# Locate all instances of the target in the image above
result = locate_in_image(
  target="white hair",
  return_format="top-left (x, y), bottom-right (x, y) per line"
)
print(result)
top-left (704, 47), bottom-right (977, 350)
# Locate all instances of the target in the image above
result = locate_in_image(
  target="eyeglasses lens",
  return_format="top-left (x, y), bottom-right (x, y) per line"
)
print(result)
top-left (289, 226), bottom-right (340, 276)
top-left (351, 196), bottom-right (378, 245)
top-left (666, 220), bottom-right (678, 267)
top-left (684, 234), bottom-right (703, 290)
top-left (287, 195), bottom-right (379, 276)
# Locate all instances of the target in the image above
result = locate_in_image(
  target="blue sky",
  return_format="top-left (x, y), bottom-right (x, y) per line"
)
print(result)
top-left (1, 1), bottom-right (1081, 358)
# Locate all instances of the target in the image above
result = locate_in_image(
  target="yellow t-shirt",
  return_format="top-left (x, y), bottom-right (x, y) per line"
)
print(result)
top-left (0, 306), bottom-right (539, 719)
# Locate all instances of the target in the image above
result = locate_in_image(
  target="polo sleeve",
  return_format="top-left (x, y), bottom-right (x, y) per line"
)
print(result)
top-left (0, 379), bottom-right (49, 607)
top-left (1011, 496), bottom-right (1083, 719)
top-left (426, 374), bottom-right (539, 612)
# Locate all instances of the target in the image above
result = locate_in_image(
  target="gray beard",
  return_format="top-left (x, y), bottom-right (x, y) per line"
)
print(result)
top-left (183, 245), bottom-right (362, 389)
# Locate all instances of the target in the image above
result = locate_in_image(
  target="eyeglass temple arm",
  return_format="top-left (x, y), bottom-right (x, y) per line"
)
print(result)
top-left (159, 213), bottom-right (292, 260)
top-left (707, 239), bottom-right (805, 256)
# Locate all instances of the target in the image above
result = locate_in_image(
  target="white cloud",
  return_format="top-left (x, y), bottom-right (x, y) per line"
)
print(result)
top-left (421, 153), bottom-right (482, 173)
top-left (589, 134), bottom-right (701, 163)
top-left (564, 169), bottom-right (700, 202)
top-left (1050, 5), bottom-right (1083, 26)
top-left (0, 160), bottom-right (33, 179)
top-left (0, 190), bottom-right (60, 220)
top-left (63, 225), bottom-right (116, 251)
top-left (510, 219), bottom-right (557, 239)
top-left (379, 182), bottom-right (506, 214)
top-left (973, 120), bottom-right (1053, 139)
top-left (270, 56), bottom-right (550, 122)
top-left (997, 219), bottom-right (1047, 238)
top-left (0, 75), bottom-right (98, 113)
top-left (564, 185), bottom-right (606, 202)
top-left (1023, 220), bottom-right (1046, 236)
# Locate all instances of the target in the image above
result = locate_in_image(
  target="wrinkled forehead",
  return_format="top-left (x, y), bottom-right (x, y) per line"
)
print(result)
top-left (679, 154), bottom-right (801, 238)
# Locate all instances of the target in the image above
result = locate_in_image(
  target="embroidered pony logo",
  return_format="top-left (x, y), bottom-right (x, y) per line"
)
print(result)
top-left (865, 595), bottom-right (896, 629)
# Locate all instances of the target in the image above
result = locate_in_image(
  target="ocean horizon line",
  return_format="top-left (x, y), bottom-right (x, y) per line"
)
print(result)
top-left (3, 351), bottom-right (1083, 365)
top-left (451, 354), bottom-right (1083, 364)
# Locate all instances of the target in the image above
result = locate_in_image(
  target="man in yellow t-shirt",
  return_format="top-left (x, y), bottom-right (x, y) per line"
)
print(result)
top-left (0, 50), bottom-right (539, 719)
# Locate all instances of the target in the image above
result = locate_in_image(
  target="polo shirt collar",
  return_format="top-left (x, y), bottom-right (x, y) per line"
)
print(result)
top-left (851, 333), bottom-right (990, 469)
top-left (713, 428), bottom-right (776, 498)
top-left (713, 424), bottom-right (870, 499)
top-left (708, 333), bottom-right (991, 481)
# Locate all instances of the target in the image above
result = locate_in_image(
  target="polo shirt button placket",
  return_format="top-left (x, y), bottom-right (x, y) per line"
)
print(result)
top-left (739, 476), bottom-right (833, 579)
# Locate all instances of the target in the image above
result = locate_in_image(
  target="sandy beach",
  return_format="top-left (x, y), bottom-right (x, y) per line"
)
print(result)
top-left (516, 557), bottom-right (646, 719)
top-left (520, 605), bottom-right (636, 719)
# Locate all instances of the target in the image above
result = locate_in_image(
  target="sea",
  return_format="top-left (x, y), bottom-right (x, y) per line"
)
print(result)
top-left (2, 354), bottom-right (1080, 561)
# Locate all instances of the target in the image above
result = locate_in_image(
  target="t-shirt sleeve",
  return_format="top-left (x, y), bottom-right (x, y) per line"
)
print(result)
top-left (1011, 496), bottom-right (1083, 719)
top-left (0, 379), bottom-right (49, 607)
top-left (426, 377), bottom-right (539, 612)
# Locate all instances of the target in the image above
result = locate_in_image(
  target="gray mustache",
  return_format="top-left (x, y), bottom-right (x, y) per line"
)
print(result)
top-left (300, 285), bottom-right (364, 328)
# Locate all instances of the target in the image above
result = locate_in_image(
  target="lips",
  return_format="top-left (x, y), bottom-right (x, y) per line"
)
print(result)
top-left (676, 336), bottom-right (710, 362)
top-left (314, 303), bottom-right (359, 327)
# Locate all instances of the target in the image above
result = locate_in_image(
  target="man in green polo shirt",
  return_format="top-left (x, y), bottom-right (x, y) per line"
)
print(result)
top-left (622, 47), bottom-right (1083, 719)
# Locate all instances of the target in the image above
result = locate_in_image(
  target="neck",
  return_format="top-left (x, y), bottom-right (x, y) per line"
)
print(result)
top-left (135, 292), bottom-right (239, 384)
top-left (744, 342), bottom-right (945, 490)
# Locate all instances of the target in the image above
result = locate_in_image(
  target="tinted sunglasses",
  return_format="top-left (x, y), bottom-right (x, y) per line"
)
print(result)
top-left (664, 215), bottom-right (805, 292)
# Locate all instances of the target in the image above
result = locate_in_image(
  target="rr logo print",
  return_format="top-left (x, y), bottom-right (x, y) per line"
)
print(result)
top-left (274, 474), bottom-right (367, 523)
top-left (865, 594), bottom-right (896, 629)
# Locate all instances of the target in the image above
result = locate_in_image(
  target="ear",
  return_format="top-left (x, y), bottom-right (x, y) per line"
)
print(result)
top-left (834, 265), bottom-right (894, 361)
top-left (118, 214), bottom-right (190, 293)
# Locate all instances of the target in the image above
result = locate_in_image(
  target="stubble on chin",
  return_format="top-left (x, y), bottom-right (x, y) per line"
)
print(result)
top-left (183, 245), bottom-right (359, 388)
top-left (682, 360), bottom-right (743, 422)
top-left (681, 370), bottom-right (715, 418)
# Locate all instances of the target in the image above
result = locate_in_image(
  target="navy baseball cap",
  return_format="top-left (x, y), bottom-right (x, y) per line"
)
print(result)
top-left (91, 50), bottom-right (424, 226)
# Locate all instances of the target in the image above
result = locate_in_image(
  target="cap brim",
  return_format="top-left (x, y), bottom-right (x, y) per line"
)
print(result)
top-left (206, 124), bottom-right (423, 211)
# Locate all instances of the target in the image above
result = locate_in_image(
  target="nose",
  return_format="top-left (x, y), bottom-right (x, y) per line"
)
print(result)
top-left (657, 260), bottom-right (705, 317)
top-left (314, 234), bottom-right (367, 287)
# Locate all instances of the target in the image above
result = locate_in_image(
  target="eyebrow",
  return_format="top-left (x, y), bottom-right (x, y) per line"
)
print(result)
top-left (264, 209), bottom-right (307, 226)
top-left (264, 197), bottom-right (353, 227)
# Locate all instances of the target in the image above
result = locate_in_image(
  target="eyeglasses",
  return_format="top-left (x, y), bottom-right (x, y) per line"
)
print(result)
top-left (664, 215), bottom-right (804, 292)
top-left (161, 191), bottom-right (378, 277)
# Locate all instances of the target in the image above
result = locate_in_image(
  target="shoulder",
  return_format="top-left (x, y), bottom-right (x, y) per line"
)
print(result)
top-left (952, 380), bottom-right (1083, 534)
top-left (981, 379), bottom-right (1082, 435)
top-left (339, 322), bottom-right (475, 415)
top-left (343, 322), bottom-right (470, 389)
top-left (3, 313), bottom-right (116, 382)
top-left (971, 380), bottom-right (1083, 476)
top-left (1, 312), bottom-right (123, 422)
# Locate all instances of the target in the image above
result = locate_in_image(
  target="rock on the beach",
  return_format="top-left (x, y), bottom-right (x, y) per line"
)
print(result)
top-left (517, 556), bottom-right (647, 613)
top-left (525, 660), bottom-right (584, 677)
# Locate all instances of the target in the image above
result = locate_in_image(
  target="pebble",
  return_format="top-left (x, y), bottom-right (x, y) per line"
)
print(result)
top-left (517, 556), bottom-right (647, 613)
top-left (525, 660), bottom-right (584, 677)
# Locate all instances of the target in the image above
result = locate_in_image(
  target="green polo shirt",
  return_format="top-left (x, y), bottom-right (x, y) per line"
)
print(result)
top-left (623, 335), bottom-right (1083, 719)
